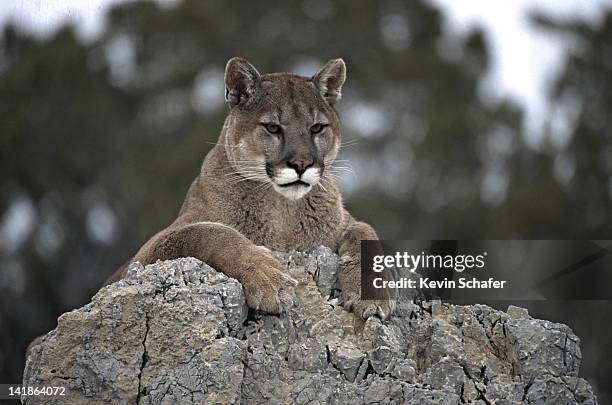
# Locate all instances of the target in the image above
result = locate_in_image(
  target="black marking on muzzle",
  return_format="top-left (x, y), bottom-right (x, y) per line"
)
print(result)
top-left (265, 163), bottom-right (274, 177)
top-left (278, 180), bottom-right (310, 188)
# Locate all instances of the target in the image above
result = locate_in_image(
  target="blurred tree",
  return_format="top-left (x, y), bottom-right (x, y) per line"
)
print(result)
top-left (528, 11), bottom-right (612, 401)
top-left (0, 0), bottom-right (610, 398)
top-left (539, 12), bottom-right (612, 234)
top-left (0, 25), bottom-right (138, 383)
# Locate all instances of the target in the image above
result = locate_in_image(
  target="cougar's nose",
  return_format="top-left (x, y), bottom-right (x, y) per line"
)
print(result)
top-left (287, 159), bottom-right (313, 176)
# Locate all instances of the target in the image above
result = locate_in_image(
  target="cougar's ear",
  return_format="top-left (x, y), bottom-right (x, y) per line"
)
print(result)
top-left (312, 58), bottom-right (346, 105)
top-left (224, 57), bottom-right (261, 107)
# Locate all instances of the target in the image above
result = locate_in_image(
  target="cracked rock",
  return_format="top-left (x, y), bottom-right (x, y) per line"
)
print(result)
top-left (329, 343), bottom-right (365, 382)
top-left (24, 248), bottom-right (598, 404)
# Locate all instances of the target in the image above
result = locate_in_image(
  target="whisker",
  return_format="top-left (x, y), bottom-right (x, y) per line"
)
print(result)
top-left (231, 159), bottom-right (265, 163)
top-left (206, 141), bottom-right (244, 149)
top-left (339, 140), bottom-right (360, 148)
top-left (228, 175), bottom-right (265, 181)
top-left (227, 178), bottom-right (265, 184)
top-left (230, 164), bottom-right (266, 168)
top-left (227, 178), bottom-right (258, 184)
top-left (328, 163), bottom-right (355, 170)
top-left (328, 168), bottom-right (354, 175)
top-left (225, 171), bottom-right (268, 182)
top-left (225, 170), bottom-right (265, 177)
top-left (325, 159), bottom-right (353, 166)
top-left (225, 172), bottom-right (266, 179)
top-left (227, 180), bottom-right (267, 187)
top-left (253, 181), bottom-right (273, 192)
top-left (320, 176), bottom-right (337, 191)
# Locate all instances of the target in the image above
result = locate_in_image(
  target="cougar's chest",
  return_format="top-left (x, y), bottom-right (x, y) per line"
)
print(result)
top-left (232, 193), bottom-right (334, 252)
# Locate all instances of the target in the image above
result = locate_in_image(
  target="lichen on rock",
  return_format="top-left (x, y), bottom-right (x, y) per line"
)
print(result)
top-left (23, 247), bottom-right (598, 404)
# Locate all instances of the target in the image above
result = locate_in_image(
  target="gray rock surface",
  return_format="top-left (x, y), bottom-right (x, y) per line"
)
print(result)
top-left (23, 247), bottom-right (598, 404)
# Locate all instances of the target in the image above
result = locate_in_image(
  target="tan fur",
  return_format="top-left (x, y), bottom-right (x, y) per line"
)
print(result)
top-left (107, 57), bottom-right (396, 319)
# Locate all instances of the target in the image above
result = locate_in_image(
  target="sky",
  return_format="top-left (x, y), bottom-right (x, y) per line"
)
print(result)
top-left (429, 0), bottom-right (612, 145)
top-left (1, 0), bottom-right (611, 145)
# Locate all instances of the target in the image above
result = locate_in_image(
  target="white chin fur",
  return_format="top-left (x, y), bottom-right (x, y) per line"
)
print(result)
top-left (273, 183), bottom-right (312, 200)
top-left (275, 168), bottom-right (300, 184)
top-left (273, 167), bottom-right (321, 200)
top-left (301, 167), bottom-right (320, 184)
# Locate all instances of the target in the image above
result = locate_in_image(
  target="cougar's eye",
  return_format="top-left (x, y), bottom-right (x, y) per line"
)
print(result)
top-left (262, 123), bottom-right (281, 134)
top-left (310, 123), bottom-right (327, 135)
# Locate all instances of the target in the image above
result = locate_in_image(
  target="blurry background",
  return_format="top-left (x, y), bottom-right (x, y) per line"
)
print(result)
top-left (1, 0), bottom-right (611, 401)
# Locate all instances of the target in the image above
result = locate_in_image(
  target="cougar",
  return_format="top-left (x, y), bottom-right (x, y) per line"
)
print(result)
top-left (106, 57), bottom-right (396, 320)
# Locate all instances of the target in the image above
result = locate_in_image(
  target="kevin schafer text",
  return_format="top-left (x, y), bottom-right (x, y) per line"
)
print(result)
top-left (373, 277), bottom-right (507, 290)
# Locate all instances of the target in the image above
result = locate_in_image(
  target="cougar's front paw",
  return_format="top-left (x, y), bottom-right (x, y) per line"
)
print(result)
top-left (338, 257), bottom-right (398, 321)
top-left (341, 291), bottom-right (397, 321)
top-left (240, 249), bottom-right (298, 313)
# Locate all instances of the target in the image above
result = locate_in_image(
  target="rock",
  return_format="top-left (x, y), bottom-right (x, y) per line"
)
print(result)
top-left (505, 318), bottom-right (582, 380)
top-left (329, 344), bottom-right (365, 382)
top-left (23, 247), bottom-right (598, 404)
top-left (507, 305), bottom-right (530, 319)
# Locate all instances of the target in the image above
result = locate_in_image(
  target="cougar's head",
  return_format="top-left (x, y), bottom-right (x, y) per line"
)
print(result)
top-left (222, 57), bottom-right (346, 200)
